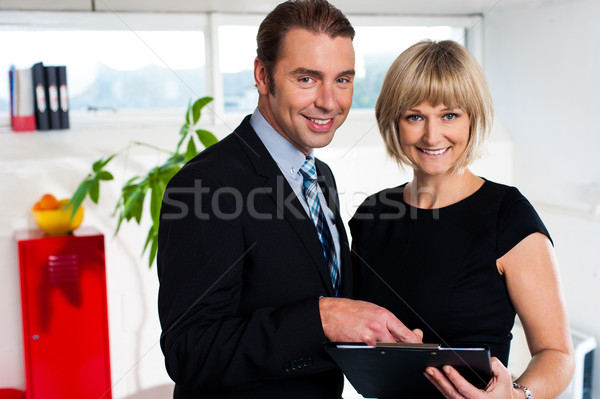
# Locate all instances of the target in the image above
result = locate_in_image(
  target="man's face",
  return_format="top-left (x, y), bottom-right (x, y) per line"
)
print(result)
top-left (255, 28), bottom-right (355, 155)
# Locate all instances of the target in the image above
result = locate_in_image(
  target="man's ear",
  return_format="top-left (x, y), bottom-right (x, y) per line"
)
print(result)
top-left (254, 57), bottom-right (270, 95)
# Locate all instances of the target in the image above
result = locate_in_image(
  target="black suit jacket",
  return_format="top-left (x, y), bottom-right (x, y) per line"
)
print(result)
top-left (157, 116), bottom-right (352, 398)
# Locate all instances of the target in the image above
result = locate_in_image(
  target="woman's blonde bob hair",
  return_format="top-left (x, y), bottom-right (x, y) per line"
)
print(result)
top-left (376, 40), bottom-right (494, 172)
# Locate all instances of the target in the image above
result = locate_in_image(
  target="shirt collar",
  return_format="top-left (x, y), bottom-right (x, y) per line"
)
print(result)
top-left (250, 108), bottom-right (313, 177)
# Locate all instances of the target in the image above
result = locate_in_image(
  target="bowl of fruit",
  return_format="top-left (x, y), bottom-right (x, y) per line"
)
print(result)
top-left (32, 194), bottom-right (84, 236)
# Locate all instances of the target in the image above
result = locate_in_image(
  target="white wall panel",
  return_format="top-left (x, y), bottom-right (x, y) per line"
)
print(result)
top-left (485, 1), bottom-right (600, 396)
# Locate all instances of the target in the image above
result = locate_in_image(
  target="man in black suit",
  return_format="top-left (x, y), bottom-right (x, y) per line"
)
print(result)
top-left (157, 1), bottom-right (422, 398)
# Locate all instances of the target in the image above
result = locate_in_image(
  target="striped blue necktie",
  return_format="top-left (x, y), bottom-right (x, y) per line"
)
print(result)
top-left (299, 157), bottom-right (340, 297)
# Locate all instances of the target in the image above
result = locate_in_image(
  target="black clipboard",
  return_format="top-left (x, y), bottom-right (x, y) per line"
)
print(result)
top-left (325, 342), bottom-right (492, 398)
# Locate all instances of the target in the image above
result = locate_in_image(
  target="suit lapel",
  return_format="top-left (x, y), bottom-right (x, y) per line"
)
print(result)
top-left (233, 117), bottom-right (335, 296)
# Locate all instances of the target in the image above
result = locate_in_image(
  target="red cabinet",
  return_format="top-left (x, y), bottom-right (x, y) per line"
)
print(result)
top-left (16, 227), bottom-right (112, 399)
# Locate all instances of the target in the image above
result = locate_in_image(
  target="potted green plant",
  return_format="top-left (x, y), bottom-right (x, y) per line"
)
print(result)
top-left (66, 97), bottom-right (218, 267)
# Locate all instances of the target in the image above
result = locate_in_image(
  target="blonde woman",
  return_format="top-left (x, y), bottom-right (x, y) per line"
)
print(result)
top-left (349, 40), bottom-right (574, 398)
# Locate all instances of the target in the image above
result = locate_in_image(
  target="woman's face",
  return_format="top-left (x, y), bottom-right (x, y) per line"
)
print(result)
top-left (397, 101), bottom-right (470, 178)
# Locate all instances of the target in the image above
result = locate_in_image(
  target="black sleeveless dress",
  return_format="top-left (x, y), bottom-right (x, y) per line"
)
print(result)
top-left (349, 180), bottom-right (550, 369)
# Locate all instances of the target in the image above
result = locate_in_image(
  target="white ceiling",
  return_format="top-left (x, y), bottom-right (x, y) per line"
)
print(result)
top-left (0, 0), bottom-right (553, 15)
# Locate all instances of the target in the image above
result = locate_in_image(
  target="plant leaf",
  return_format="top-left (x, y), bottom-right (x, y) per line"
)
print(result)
top-left (148, 236), bottom-right (158, 267)
top-left (196, 129), bottom-right (219, 148)
top-left (132, 196), bottom-right (144, 224)
top-left (185, 99), bottom-right (192, 124)
top-left (176, 124), bottom-right (190, 154)
top-left (65, 179), bottom-right (91, 220)
top-left (179, 123), bottom-right (189, 137)
top-left (92, 159), bottom-right (103, 173)
top-left (89, 178), bottom-right (100, 204)
top-left (125, 175), bottom-right (141, 186)
top-left (93, 154), bottom-right (116, 172)
top-left (97, 170), bottom-right (114, 181)
top-left (158, 164), bottom-right (181, 183)
top-left (115, 211), bottom-right (125, 234)
top-left (142, 226), bottom-right (155, 254)
top-left (185, 137), bottom-right (197, 161)
top-left (102, 154), bottom-right (116, 167)
top-left (149, 183), bottom-right (159, 226)
top-left (191, 96), bottom-right (213, 125)
top-left (142, 226), bottom-right (159, 267)
top-left (123, 191), bottom-right (143, 221)
top-left (150, 178), bottom-right (167, 226)
top-left (168, 154), bottom-right (186, 167)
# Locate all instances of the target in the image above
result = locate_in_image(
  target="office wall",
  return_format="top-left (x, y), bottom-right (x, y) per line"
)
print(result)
top-left (485, 0), bottom-right (600, 396)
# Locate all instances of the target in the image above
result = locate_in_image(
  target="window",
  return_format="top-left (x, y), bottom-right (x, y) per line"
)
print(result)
top-left (0, 11), bottom-right (479, 126)
top-left (214, 17), bottom-right (471, 114)
top-left (219, 25), bottom-right (259, 114)
top-left (1, 30), bottom-right (205, 114)
top-left (0, 11), bottom-right (208, 127)
top-left (352, 25), bottom-right (466, 109)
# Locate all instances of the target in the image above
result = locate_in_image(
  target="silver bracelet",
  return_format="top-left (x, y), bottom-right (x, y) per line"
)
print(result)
top-left (513, 382), bottom-right (533, 399)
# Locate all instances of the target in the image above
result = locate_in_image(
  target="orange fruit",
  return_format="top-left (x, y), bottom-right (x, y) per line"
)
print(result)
top-left (39, 194), bottom-right (59, 210)
top-left (32, 201), bottom-right (44, 211)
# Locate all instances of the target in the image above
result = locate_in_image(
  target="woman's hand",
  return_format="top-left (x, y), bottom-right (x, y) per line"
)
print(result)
top-left (424, 357), bottom-right (521, 399)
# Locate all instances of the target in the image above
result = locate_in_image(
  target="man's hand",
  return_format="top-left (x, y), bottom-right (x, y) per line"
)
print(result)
top-left (319, 297), bottom-right (423, 345)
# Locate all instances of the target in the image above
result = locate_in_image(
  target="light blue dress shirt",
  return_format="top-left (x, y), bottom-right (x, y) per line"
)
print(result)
top-left (250, 108), bottom-right (342, 272)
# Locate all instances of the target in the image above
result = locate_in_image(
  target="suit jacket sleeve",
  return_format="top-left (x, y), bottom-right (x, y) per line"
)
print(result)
top-left (157, 163), bottom-right (337, 392)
